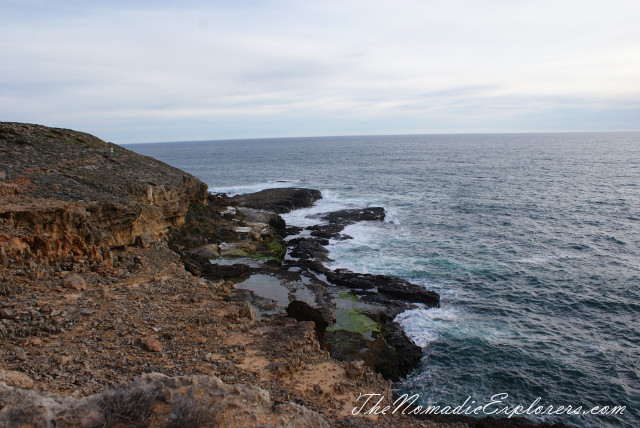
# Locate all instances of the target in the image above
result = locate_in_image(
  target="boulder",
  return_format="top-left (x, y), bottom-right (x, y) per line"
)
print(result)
top-left (206, 263), bottom-right (250, 279)
top-left (62, 274), bottom-right (86, 291)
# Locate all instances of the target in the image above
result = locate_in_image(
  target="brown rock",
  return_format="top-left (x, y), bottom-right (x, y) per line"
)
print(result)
top-left (13, 347), bottom-right (27, 361)
top-left (143, 336), bottom-right (162, 353)
top-left (0, 369), bottom-right (34, 388)
top-left (238, 301), bottom-right (257, 320)
top-left (28, 337), bottom-right (42, 346)
top-left (62, 274), bottom-right (86, 291)
top-left (135, 233), bottom-right (153, 248)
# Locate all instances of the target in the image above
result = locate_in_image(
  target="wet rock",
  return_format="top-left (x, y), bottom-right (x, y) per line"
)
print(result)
top-left (326, 269), bottom-right (439, 307)
top-left (383, 321), bottom-right (422, 378)
top-left (307, 207), bottom-right (386, 239)
top-left (325, 325), bottom-right (419, 381)
top-left (359, 294), bottom-right (414, 319)
top-left (286, 237), bottom-right (331, 273)
top-left (325, 330), bottom-right (398, 378)
top-left (230, 188), bottom-right (322, 213)
top-left (284, 225), bottom-right (303, 237)
top-left (180, 252), bottom-right (208, 277)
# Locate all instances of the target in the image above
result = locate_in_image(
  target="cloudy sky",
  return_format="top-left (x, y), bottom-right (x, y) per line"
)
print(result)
top-left (1, 0), bottom-right (639, 143)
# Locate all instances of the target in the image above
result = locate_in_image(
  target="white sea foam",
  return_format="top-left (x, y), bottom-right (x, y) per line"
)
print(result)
top-left (281, 189), bottom-right (369, 228)
top-left (396, 304), bottom-right (512, 348)
top-left (326, 220), bottom-right (408, 274)
top-left (210, 179), bottom-right (303, 196)
top-left (395, 307), bottom-right (460, 347)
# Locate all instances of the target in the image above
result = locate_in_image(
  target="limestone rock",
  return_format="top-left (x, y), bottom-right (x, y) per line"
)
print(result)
top-left (189, 243), bottom-right (220, 259)
top-left (238, 302), bottom-right (257, 320)
top-left (0, 369), bottom-right (34, 388)
top-left (0, 373), bottom-right (330, 428)
top-left (0, 122), bottom-right (208, 269)
top-left (62, 274), bottom-right (86, 291)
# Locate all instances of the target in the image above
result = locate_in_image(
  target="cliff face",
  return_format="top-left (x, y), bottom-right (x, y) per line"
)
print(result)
top-left (0, 122), bottom-right (207, 270)
top-left (0, 123), bottom-right (410, 428)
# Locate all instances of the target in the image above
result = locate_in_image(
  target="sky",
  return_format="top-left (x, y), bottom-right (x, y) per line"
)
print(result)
top-left (1, 0), bottom-right (640, 143)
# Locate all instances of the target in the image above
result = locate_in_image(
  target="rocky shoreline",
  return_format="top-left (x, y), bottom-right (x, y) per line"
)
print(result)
top-left (177, 187), bottom-right (436, 381)
top-left (0, 122), bottom-right (570, 427)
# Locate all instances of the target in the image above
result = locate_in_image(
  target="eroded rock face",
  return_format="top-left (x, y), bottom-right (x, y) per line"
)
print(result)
top-left (0, 122), bottom-right (207, 270)
top-left (0, 372), bottom-right (330, 428)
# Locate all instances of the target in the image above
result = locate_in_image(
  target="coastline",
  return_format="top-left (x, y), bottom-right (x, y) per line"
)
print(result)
top-left (0, 122), bottom-right (571, 427)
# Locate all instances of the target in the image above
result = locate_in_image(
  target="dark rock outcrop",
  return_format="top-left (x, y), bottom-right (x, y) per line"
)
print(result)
top-left (285, 237), bottom-right (331, 273)
top-left (206, 263), bottom-right (251, 280)
top-left (383, 321), bottom-right (422, 377)
top-left (230, 188), bottom-right (322, 213)
top-left (326, 269), bottom-right (440, 307)
top-left (280, 205), bottom-right (440, 380)
top-left (307, 207), bottom-right (385, 239)
top-left (286, 300), bottom-right (335, 338)
top-left (325, 329), bottom-right (409, 380)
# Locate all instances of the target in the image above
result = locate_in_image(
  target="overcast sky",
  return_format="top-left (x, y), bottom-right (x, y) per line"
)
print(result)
top-left (1, 0), bottom-right (639, 143)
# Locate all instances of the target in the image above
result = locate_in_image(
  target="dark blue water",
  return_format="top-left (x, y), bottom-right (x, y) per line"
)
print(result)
top-left (128, 133), bottom-right (640, 427)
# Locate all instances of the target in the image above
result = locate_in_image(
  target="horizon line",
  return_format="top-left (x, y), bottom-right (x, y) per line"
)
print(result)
top-left (121, 129), bottom-right (640, 146)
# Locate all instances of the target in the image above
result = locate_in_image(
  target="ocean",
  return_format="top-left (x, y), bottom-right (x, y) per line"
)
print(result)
top-left (128, 133), bottom-right (640, 427)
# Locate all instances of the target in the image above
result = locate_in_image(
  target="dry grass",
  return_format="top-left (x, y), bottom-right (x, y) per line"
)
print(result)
top-left (97, 382), bottom-right (162, 428)
top-left (165, 388), bottom-right (213, 428)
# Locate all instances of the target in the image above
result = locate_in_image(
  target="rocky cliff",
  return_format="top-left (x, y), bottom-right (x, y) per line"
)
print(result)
top-left (0, 122), bottom-right (207, 272)
top-left (0, 123), bottom-right (464, 428)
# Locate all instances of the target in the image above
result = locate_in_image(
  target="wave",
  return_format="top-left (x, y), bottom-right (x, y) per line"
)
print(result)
top-left (395, 307), bottom-right (460, 347)
top-left (209, 179), bottom-right (304, 196)
top-left (281, 189), bottom-right (380, 229)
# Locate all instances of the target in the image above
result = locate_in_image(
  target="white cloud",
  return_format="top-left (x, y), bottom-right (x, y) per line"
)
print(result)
top-left (1, 0), bottom-right (639, 142)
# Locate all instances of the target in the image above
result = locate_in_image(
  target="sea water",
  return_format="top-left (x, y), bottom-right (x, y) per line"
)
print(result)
top-left (128, 133), bottom-right (640, 427)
